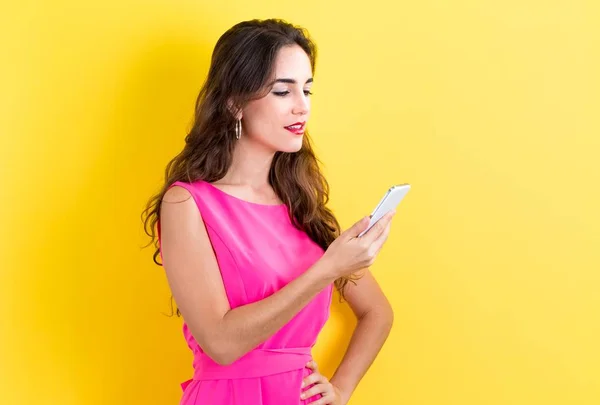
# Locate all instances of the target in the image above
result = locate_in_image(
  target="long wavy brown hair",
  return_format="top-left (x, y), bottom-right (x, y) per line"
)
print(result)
top-left (141, 18), bottom-right (360, 315)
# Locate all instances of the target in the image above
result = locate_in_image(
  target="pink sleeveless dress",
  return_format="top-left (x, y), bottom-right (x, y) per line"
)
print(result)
top-left (157, 179), bottom-right (334, 405)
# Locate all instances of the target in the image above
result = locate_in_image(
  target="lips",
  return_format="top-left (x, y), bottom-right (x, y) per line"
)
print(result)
top-left (284, 122), bottom-right (305, 135)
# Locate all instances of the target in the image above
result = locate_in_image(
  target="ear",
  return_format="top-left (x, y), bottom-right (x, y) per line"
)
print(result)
top-left (227, 98), bottom-right (243, 120)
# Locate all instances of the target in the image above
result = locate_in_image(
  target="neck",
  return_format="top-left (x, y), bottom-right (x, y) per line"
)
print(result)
top-left (220, 138), bottom-right (276, 188)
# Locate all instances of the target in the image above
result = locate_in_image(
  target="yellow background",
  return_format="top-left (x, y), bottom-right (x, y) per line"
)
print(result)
top-left (2, 0), bottom-right (599, 404)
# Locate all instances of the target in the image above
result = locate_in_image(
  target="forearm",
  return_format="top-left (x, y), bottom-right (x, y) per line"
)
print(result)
top-left (330, 309), bottom-right (394, 403)
top-left (214, 258), bottom-right (335, 364)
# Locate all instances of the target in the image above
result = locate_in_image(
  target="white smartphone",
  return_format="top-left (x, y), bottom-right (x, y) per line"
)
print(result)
top-left (358, 184), bottom-right (411, 237)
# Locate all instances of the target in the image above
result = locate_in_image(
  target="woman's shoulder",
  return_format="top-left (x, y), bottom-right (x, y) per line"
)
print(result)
top-left (161, 180), bottom-right (208, 216)
top-left (164, 179), bottom-right (207, 200)
top-left (163, 183), bottom-right (193, 202)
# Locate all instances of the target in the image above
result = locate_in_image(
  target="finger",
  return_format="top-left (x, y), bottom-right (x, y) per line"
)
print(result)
top-left (300, 383), bottom-right (331, 400)
top-left (369, 220), bottom-right (393, 254)
top-left (301, 371), bottom-right (324, 388)
top-left (301, 364), bottom-right (326, 388)
top-left (375, 219), bottom-right (393, 244)
top-left (306, 360), bottom-right (319, 372)
top-left (311, 393), bottom-right (335, 405)
top-left (363, 210), bottom-right (395, 242)
top-left (346, 216), bottom-right (370, 238)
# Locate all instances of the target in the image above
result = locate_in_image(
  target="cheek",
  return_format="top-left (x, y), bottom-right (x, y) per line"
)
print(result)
top-left (245, 113), bottom-right (277, 135)
top-left (245, 98), bottom-right (288, 130)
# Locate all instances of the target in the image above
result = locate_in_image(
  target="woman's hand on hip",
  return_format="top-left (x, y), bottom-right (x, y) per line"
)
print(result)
top-left (300, 360), bottom-right (345, 405)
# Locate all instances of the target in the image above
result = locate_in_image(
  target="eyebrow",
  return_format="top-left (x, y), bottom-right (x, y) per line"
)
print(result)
top-left (269, 78), bottom-right (313, 85)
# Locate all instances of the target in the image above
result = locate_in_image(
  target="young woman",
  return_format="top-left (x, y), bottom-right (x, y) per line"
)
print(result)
top-left (143, 18), bottom-right (396, 405)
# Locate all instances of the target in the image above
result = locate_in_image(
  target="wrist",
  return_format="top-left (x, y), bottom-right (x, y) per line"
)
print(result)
top-left (313, 255), bottom-right (339, 285)
top-left (330, 373), bottom-right (355, 404)
top-left (332, 383), bottom-right (351, 405)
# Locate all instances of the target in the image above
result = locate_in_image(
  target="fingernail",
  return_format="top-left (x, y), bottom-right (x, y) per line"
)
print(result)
top-left (301, 380), bottom-right (305, 388)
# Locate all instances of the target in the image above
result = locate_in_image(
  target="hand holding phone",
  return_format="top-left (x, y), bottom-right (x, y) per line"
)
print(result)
top-left (320, 184), bottom-right (410, 279)
top-left (358, 184), bottom-right (410, 237)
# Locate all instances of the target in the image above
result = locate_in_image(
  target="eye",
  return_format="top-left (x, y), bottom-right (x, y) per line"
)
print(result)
top-left (272, 90), bottom-right (313, 97)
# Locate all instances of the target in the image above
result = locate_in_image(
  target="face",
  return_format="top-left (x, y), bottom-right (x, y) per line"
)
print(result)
top-left (240, 45), bottom-right (313, 153)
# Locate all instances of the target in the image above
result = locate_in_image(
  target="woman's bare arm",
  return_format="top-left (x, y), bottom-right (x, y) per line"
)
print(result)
top-left (159, 186), bottom-right (336, 365)
top-left (329, 269), bottom-right (394, 403)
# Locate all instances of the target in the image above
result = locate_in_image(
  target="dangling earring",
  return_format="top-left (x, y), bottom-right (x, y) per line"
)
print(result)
top-left (235, 119), bottom-right (241, 140)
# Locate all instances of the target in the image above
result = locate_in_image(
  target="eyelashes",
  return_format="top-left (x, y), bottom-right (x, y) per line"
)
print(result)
top-left (273, 90), bottom-right (313, 97)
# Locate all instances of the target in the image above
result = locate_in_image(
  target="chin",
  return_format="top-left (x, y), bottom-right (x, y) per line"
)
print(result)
top-left (275, 138), bottom-right (304, 153)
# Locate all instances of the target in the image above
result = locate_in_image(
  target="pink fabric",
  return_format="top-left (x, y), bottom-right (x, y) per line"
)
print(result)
top-left (157, 180), bottom-right (334, 404)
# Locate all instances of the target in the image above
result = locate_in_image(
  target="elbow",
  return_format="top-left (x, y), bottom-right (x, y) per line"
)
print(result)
top-left (194, 335), bottom-right (240, 366)
top-left (379, 304), bottom-right (395, 332)
top-left (363, 302), bottom-right (394, 331)
top-left (207, 350), bottom-right (237, 367)
top-left (187, 320), bottom-right (242, 366)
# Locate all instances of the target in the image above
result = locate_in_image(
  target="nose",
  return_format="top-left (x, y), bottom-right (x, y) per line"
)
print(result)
top-left (292, 92), bottom-right (309, 116)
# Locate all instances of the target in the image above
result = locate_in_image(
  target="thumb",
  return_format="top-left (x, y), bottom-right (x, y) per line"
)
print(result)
top-left (346, 216), bottom-right (370, 237)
